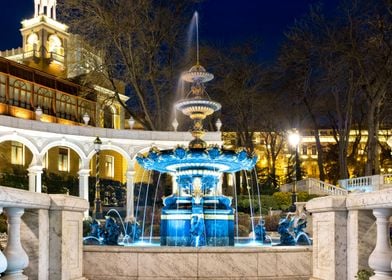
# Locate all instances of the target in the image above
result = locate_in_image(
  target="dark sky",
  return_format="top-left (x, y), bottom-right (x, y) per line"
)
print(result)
top-left (0, 0), bottom-right (340, 61)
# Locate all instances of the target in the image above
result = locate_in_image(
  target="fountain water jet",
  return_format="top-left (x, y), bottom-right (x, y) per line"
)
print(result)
top-left (136, 13), bottom-right (257, 247)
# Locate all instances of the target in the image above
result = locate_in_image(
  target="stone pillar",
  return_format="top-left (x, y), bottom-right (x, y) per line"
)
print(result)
top-left (20, 209), bottom-right (49, 280)
top-left (368, 208), bottom-right (392, 280)
top-left (3, 207), bottom-right (29, 280)
top-left (28, 172), bottom-right (35, 192)
top-left (125, 170), bottom-right (136, 221)
top-left (27, 165), bottom-right (43, 193)
top-left (0, 207), bottom-right (7, 275)
top-left (78, 168), bottom-right (90, 218)
top-left (346, 210), bottom-right (376, 280)
top-left (48, 194), bottom-right (89, 280)
top-left (306, 196), bottom-right (348, 280)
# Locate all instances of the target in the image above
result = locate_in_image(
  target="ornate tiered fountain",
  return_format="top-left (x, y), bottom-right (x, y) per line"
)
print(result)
top-left (136, 61), bottom-right (257, 246)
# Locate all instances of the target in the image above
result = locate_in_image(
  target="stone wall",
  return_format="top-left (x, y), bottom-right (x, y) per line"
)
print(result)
top-left (83, 246), bottom-right (312, 280)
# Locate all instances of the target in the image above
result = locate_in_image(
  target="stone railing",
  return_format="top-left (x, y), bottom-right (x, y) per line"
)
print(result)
top-left (0, 48), bottom-right (24, 58)
top-left (280, 178), bottom-right (348, 196)
top-left (338, 174), bottom-right (392, 192)
top-left (0, 186), bottom-right (88, 280)
top-left (307, 189), bottom-right (392, 280)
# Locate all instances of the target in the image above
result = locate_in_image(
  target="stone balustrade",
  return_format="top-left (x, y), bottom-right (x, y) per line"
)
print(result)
top-left (339, 174), bottom-right (392, 192)
top-left (280, 178), bottom-right (348, 196)
top-left (0, 185), bottom-right (88, 280)
top-left (307, 188), bottom-right (392, 280)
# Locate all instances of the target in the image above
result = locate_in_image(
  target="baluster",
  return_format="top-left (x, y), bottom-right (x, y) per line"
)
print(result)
top-left (3, 208), bottom-right (28, 280)
top-left (368, 208), bottom-right (392, 280)
top-left (0, 207), bottom-right (7, 276)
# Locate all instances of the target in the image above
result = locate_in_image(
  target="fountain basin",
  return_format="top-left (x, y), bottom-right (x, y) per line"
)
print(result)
top-left (83, 245), bottom-right (312, 279)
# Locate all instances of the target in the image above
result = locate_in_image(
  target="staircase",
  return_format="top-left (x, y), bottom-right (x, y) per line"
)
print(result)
top-left (280, 178), bottom-right (348, 196)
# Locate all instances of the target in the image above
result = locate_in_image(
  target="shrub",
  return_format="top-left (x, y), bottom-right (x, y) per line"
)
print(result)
top-left (264, 214), bottom-right (281, 231)
top-left (237, 224), bottom-right (250, 237)
top-left (355, 270), bottom-right (374, 280)
top-left (0, 214), bottom-right (7, 233)
top-left (237, 212), bottom-right (251, 231)
top-left (272, 192), bottom-right (291, 210)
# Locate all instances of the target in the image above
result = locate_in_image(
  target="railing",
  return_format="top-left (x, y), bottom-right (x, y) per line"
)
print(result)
top-left (307, 178), bottom-right (348, 196)
top-left (338, 174), bottom-right (392, 192)
top-left (280, 178), bottom-right (348, 196)
top-left (307, 188), bottom-right (392, 279)
top-left (0, 186), bottom-right (88, 279)
top-left (0, 47), bottom-right (24, 58)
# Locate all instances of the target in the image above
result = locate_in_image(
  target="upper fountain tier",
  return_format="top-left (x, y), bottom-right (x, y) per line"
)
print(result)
top-left (181, 64), bottom-right (214, 83)
top-left (175, 63), bottom-right (221, 121)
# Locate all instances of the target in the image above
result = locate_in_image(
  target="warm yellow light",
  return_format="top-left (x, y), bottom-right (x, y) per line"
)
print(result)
top-left (288, 130), bottom-right (301, 147)
top-left (27, 33), bottom-right (38, 45)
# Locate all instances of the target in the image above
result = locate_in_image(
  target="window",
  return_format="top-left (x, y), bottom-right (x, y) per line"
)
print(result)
top-left (58, 147), bottom-right (69, 172)
top-left (105, 155), bottom-right (114, 178)
top-left (302, 145), bottom-right (308, 155)
top-left (311, 146), bottom-right (317, 155)
top-left (11, 142), bottom-right (24, 165)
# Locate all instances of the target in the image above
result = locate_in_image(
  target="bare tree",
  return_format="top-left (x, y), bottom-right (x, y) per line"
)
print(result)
top-left (59, 0), bottom-right (198, 130)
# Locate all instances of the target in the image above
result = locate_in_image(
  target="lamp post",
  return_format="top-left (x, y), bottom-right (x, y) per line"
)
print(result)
top-left (288, 130), bottom-right (301, 212)
top-left (93, 136), bottom-right (102, 219)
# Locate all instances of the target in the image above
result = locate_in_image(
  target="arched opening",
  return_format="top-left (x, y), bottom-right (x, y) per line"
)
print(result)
top-left (89, 149), bottom-right (127, 214)
top-left (48, 35), bottom-right (62, 53)
top-left (0, 140), bottom-right (33, 190)
top-left (41, 146), bottom-right (82, 195)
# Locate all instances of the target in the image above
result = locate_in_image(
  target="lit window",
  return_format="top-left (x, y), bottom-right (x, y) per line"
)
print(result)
top-left (302, 145), bottom-right (308, 155)
top-left (27, 33), bottom-right (38, 45)
top-left (11, 142), bottom-right (24, 165)
top-left (105, 155), bottom-right (114, 178)
top-left (48, 35), bottom-right (61, 53)
top-left (58, 147), bottom-right (69, 172)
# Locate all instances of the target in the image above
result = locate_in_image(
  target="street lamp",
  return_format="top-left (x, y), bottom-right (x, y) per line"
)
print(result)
top-left (288, 130), bottom-right (301, 212)
top-left (93, 136), bottom-right (102, 219)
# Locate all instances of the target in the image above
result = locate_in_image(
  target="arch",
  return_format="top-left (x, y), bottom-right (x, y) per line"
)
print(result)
top-left (0, 134), bottom-right (39, 156)
top-left (10, 79), bottom-right (29, 108)
top-left (131, 144), bottom-right (173, 161)
top-left (87, 144), bottom-right (131, 163)
top-left (48, 34), bottom-right (62, 52)
top-left (27, 33), bottom-right (39, 46)
top-left (40, 140), bottom-right (87, 165)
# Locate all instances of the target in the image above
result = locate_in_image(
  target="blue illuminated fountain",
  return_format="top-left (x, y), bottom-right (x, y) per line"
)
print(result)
top-left (136, 15), bottom-right (257, 246)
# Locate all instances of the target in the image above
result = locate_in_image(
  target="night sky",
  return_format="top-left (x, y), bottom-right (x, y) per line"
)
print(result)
top-left (0, 0), bottom-right (340, 62)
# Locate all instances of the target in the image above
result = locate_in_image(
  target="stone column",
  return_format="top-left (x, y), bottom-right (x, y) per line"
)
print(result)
top-left (27, 165), bottom-right (43, 193)
top-left (78, 168), bottom-right (90, 218)
top-left (306, 196), bottom-right (348, 280)
top-left (346, 210), bottom-right (376, 280)
top-left (28, 172), bottom-right (35, 192)
top-left (368, 208), bottom-right (392, 280)
top-left (20, 209), bottom-right (49, 280)
top-left (125, 170), bottom-right (136, 221)
top-left (3, 207), bottom-right (29, 280)
top-left (0, 207), bottom-right (7, 275)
